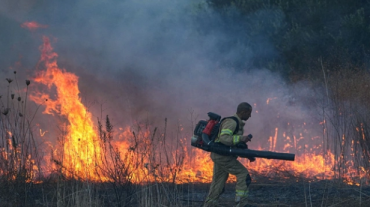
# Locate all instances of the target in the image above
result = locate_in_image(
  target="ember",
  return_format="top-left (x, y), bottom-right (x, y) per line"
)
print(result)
top-left (21, 21), bottom-right (48, 31)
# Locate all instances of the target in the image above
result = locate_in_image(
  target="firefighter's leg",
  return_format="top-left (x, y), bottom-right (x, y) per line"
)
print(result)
top-left (203, 162), bottom-right (229, 207)
top-left (233, 163), bottom-right (250, 207)
top-left (216, 158), bottom-right (250, 207)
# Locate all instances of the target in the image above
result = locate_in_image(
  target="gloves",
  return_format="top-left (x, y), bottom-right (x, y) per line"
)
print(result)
top-left (236, 134), bottom-right (253, 149)
top-left (240, 134), bottom-right (253, 143)
top-left (235, 142), bottom-right (248, 149)
top-left (238, 134), bottom-right (256, 162)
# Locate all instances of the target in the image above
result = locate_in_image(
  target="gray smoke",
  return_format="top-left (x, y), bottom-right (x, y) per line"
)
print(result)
top-left (0, 0), bottom-right (322, 151)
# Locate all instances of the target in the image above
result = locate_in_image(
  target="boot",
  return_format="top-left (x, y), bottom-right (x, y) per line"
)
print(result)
top-left (234, 195), bottom-right (248, 207)
top-left (203, 199), bottom-right (217, 207)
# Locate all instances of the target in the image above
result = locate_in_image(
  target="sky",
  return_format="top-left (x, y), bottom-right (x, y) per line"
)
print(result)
top-left (0, 0), bottom-right (323, 151)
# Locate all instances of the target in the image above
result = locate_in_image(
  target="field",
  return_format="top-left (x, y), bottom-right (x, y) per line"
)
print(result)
top-left (1, 19), bottom-right (370, 207)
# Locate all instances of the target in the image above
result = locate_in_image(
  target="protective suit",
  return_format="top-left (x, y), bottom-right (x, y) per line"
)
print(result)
top-left (203, 114), bottom-right (251, 207)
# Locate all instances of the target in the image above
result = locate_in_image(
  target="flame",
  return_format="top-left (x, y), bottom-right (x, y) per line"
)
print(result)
top-left (30, 36), bottom-right (104, 181)
top-left (108, 127), bottom-right (214, 184)
top-left (21, 21), bottom-right (48, 31)
top-left (24, 36), bottom-right (369, 186)
top-left (106, 125), bottom-right (369, 185)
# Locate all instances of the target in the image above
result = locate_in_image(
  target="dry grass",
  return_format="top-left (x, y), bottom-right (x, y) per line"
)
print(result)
top-left (0, 74), bottom-right (42, 205)
top-left (318, 66), bottom-right (370, 180)
top-left (1, 67), bottom-right (370, 206)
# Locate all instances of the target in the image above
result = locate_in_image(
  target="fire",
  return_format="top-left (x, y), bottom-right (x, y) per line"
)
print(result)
top-left (107, 125), bottom-right (368, 185)
top-left (24, 36), bottom-right (368, 186)
top-left (30, 36), bottom-right (104, 181)
top-left (21, 21), bottom-right (48, 31)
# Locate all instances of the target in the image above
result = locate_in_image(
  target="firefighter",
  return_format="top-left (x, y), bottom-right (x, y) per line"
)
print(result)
top-left (203, 102), bottom-right (253, 207)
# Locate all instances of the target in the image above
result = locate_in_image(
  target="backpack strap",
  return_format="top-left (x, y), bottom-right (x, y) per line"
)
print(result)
top-left (220, 116), bottom-right (239, 135)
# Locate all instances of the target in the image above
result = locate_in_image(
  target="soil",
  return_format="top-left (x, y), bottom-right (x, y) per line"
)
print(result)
top-left (1, 177), bottom-right (369, 207)
top-left (179, 178), bottom-right (370, 207)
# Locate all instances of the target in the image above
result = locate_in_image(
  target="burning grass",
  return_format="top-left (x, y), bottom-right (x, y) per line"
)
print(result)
top-left (0, 74), bottom-right (39, 183)
top-left (1, 37), bottom-right (370, 206)
top-left (0, 101), bottom-right (369, 206)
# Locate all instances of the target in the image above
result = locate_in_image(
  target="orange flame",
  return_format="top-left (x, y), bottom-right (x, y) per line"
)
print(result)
top-left (105, 125), bottom-right (369, 185)
top-left (27, 37), bottom-right (369, 186)
top-left (30, 36), bottom-right (104, 181)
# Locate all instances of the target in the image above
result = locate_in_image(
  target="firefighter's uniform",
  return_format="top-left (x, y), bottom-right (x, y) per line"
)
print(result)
top-left (203, 114), bottom-right (251, 207)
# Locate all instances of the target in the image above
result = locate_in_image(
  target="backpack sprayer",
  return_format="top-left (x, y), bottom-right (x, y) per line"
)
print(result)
top-left (191, 112), bottom-right (295, 161)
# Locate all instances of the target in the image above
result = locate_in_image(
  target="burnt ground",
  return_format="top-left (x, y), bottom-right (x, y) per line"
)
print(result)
top-left (0, 177), bottom-right (369, 206)
top-left (178, 178), bottom-right (370, 207)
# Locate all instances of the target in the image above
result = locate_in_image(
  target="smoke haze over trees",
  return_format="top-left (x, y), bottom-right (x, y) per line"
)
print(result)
top-left (2, 1), bottom-right (369, 77)
top-left (0, 0), bottom-right (369, 160)
top-left (204, 0), bottom-right (370, 79)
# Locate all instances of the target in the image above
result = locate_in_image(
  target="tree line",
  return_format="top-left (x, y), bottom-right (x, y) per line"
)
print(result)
top-left (198, 0), bottom-right (370, 81)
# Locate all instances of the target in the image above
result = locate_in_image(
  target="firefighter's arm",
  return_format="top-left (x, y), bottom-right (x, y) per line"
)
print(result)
top-left (218, 119), bottom-right (241, 146)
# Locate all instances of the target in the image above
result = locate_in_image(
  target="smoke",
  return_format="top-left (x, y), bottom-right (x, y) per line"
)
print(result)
top-left (0, 0), bottom-right (322, 150)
